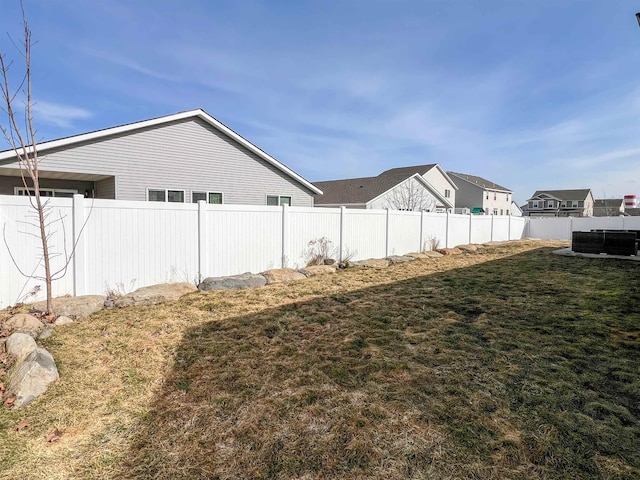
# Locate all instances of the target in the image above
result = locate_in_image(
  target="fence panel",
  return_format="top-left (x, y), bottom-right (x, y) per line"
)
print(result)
top-left (287, 207), bottom-right (341, 268)
top-left (422, 213), bottom-right (448, 249)
top-left (83, 199), bottom-right (199, 295)
top-left (388, 210), bottom-right (422, 256)
top-left (0, 196), bottom-right (74, 308)
top-left (447, 214), bottom-right (471, 248)
top-left (510, 216), bottom-right (527, 240)
top-left (470, 216), bottom-right (492, 244)
top-left (203, 204), bottom-right (282, 277)
top-left (343, 210), bottom-right (387, 260)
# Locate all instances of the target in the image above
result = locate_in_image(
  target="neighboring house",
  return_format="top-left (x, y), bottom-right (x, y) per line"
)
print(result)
top-left (0, 109), bottom-right (321, 206)
top-left (510, 201), bottom-right (523, 217)
top-left (526, 189), bottom-right (594, 217)
top-left (448, 172), bottom-right (513, 215)
top-left (314, 164), bottom-right (456, 212)
top-left (593, 199), bottom-right (625, 217)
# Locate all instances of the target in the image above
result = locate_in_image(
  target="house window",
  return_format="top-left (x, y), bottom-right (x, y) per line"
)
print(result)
top-left (493, 208), bottom-right (498, 215)
top-left (486, 193), bottom-right (489, 200)
top-left (148, 189), bottom-right (185, 203)
top-left (547, 201), bottom-right (553, 208)
top-left (500, 209), bottom-right (503, 215)
top-left (15, 187), bottom-right (77, 198)
top-left (192, 191), bottom-right (223, 204)
top-left (571, 201), bottom-right (579, 208)
top-left (532, 201), bottom-right (539, 208)
top-left (578, 201), bottom-right (584, 208)
top-left (493, 193), bottom-right (497, 200)
top-left (444, 189), bottom-right (451, 198)
top-left (267, 195), bottom-right (292, 206)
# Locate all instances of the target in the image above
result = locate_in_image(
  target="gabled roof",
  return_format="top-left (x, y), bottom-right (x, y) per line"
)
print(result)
top-left (447, 172), bottom-right (511, 192)
top-left (379, 163), bottom-right (459, 190)
top-left (593, 199), bottom-right (624, 208)
top-left (314, 170), bottom-right (453, 208)
top-left (527, 189), bottom-right (592, 202)
top-left (0, 108), bottom-right (322, 195)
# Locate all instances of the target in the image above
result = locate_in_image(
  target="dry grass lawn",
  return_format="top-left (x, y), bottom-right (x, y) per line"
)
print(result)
top-left (0, 240), bottom-right (639, 479)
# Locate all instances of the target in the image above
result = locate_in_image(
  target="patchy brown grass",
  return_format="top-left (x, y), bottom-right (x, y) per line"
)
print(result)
top-left (1, 240), bottom-right (639, 479)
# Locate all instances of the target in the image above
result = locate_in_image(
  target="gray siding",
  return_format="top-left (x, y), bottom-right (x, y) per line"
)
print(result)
top-left (95, 177), bottom-right (116, 199)
top-left (454, 183), bottom-right (483, 210)
top-left (0, 175), bottom-right (94, 196)
top-left (0, 118), bottom-right (315, 206)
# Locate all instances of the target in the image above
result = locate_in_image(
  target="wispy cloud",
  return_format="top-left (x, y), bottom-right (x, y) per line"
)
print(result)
top-left (33, 101), bottom-right (92, 128)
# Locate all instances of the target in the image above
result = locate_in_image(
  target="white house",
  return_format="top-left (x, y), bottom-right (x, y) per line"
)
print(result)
top-left (448, 172), bottom-right (513, 215)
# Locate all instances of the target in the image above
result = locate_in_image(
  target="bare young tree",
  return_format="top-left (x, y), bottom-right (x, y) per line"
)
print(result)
top-left (385, 179), bottom-right (437, 212)
top-left (1, 4), bottom-right (54, 314)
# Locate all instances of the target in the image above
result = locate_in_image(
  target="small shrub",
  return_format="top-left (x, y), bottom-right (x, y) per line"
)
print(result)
top-left (305, 237), bottom-right (337, 266)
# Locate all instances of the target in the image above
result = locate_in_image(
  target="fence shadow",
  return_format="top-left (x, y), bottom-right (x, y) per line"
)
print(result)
top-left (111, 247), bottom-right (640, 479)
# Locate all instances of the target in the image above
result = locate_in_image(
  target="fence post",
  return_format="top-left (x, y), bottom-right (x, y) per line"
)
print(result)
top-left (490, 214), bottom-right (494, 242)
top-left (508, 214), bottom-right (511, 240)
top-left (420, 210), bottom-right (425, 252)
top-left (385, 208), bottom-right (391, 257)
top-left (468, 214), bottom-right (472, 245)
top-left (198, 200), bottom-right (207, 283)
top-left (339, 206), bottom-right (346, 262)
top-left (445, 211), bottom-right (449, 248)
top-left (72, 194), bottom-right (86, 296)
top-left (282, 204), bottom-right (289, 268)
top-left (568, 216), bottom-right (573, 240)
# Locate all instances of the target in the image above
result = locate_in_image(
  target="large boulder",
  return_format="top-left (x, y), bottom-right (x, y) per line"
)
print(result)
top-left (261, 268), bottom-right (306, 284)
top-left (2, 314), bottom-right (44, 338)
top-left (350, 258), bottom-right (391, 269)
top-left (6, 347), bottom-right (59, 408)
top-left (5, 333), bottom-right (37, 360)
top-left (298, 265), bottom-right (337, 277)
top-left (31, 295), bottom-right (106, 318)
top-left (386, 255), bottom-right (416, 264)
top-left (198, 273), bottom-right (267, 291)
top-left (114, 282), bottom-right (197, 308)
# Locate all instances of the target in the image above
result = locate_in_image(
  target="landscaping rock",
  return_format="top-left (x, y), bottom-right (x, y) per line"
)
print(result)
top-left (3, 314), bottom-right (44, 338)
top-left (457, 244), bottom-right (479, 252)
top-left (298, 265), bottom-right (337, 277)
top-left (6, 347), bottom-right (59, 408)
top-left (54, 316), bottom-right (74, 326)
top-left (114, 282), bottom-right (197, 308)
top-left (405, 252), bottom-right (430, 259)
top-left (422, 251), bottom-right (444, 258)
top-left (350, 258), bottom-right (391, 269)
top-left (261, 268), bottom-right (306, 284)
top-left (5, 333), bottom-right (37, 361)
top-left (323, 259), bottom-right (336, 265)
top-left (198, 273), bottom-right (267, 291)
top-left (38, 328), bottom-right (54, 340)
top-left (436, 248), bottom-right (463, 256)
top-left (386, 255), bottom-right (416, 264)
top-left (31, 295), bottom-right (106, 318)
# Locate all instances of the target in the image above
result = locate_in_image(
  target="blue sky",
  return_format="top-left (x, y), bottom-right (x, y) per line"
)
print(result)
top-left (1, 0), bottom-right (639, 204)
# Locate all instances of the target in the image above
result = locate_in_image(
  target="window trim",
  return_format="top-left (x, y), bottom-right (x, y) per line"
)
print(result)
top-left (192, 191), bottom-right (224, 204)
top-left (147, 188), bottom-right (186, 203)
top-left (15, 187), bottom-right (78, 198)
top-left (444, 189), bottom-right (451, 198)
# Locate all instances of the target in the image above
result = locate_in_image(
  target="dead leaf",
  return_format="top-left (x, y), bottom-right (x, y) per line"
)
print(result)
top-left (3, 396), bottom-right (15, 408)
top-left (45, 428), bottom-right (63, 442)
top-left (15, 419), bottom-right (29, 431)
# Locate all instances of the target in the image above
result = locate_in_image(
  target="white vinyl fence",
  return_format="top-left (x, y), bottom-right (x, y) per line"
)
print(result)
top-left (0, 194), bottom-right (527, 308)
top-left (527, 216), bottom-right (640, 240)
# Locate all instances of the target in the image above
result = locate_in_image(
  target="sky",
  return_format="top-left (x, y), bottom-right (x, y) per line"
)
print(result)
top-left (1, 0), bottom-right (639, 205)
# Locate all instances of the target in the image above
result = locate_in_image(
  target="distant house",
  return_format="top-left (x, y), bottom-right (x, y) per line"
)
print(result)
top-left (510, 201), bottom-right (523, 217)
top-left (526, 189), bottom-right (594, 217)
top-left (448, 172), bottom-right (513, 215)
top-left (0, 109), bottom-right (321, 206)
top-left (593, 199), bottom-right (625, 217)
top-left (314, 164), bottom-right (456, 212)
